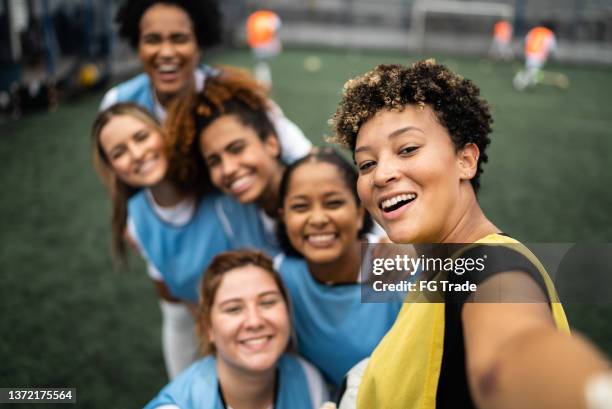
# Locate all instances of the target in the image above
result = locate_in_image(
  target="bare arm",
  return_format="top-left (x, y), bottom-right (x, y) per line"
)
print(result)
top-left (463, 271), bottom-right (610, 409)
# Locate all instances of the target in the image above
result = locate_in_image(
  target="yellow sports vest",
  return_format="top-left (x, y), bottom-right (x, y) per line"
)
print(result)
top-left (356, 234), bottom-right (569, 409)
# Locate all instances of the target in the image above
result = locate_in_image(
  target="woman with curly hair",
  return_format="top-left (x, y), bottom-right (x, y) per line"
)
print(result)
top-left (330, 60), bottom-right (610, 409)
top-left (166, 66), bottom-right (292, 255)
top-left (100, 0), bottom-right (310, 163)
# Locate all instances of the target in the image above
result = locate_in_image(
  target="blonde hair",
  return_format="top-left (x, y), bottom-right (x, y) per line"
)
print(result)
top-left (91, 103), bottom-right (164, 262)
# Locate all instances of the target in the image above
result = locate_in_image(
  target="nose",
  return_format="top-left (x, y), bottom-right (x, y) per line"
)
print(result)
top-left (244, 305), bottom-right (265, 330)
top-left (307, 205), bottom-right (330, 227)
top-left (372, 154), bottom-right (400, 187)
top-left (221, 156), bottom-right (239, 179)
top-left (129, 142), bottom-right (147, 161)
top-left (158, 40), bottom-right (176, 59)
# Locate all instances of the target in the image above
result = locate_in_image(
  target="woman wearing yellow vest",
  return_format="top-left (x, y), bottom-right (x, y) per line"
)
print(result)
top-left (329, 60), bottom-right (611, 409)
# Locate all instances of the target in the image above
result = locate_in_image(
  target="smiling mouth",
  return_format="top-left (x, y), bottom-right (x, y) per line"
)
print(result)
top-left (305, 233), bottom-right (338, 247)
top-left (227, 174), bottom-right (255, 195)
top-left (239, 335), bottom-right (273, 350)
top-left (156, 64), bottom-right (180, 81)
top-left (135, 155), bottom-right (159, 175)
top-left (379, 193), bottom-right (417, 213)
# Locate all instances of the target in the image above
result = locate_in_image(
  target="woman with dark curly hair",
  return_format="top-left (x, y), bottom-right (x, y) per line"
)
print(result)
top-left (330, 60), bottom-right (610, 409)
top-left (100, 0), bottom-right (310, 163)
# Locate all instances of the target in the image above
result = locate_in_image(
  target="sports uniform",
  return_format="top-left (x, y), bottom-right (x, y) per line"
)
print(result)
top-left (145, 354), bottom-right (329, 409)
top-left (99, 66), bottom-right (311, 164)
top-left (355, 234), bottom-right (570, 409)
top-left (513, 26), bottom-right (557, 90)
top-left (273, 253), bottom-right (401, 386)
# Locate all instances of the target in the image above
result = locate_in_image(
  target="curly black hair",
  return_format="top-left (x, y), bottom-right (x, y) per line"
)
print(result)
top-left (330, 59), bottom-right (493, 192)
top-left (116, 0), bottom-right (222, 49)
top-left (277, 147), bottom-right (374, 257)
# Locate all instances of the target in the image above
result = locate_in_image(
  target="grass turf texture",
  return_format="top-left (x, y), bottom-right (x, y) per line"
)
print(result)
top-left (1, 48), bottom-right (611, 407)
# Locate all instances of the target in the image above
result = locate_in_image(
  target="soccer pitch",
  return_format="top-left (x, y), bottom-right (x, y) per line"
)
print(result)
top-left (1, 48), bottom-right (611, 407)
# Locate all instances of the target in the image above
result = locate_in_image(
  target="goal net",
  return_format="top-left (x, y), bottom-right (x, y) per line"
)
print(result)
top-left (410, 0), bottom-right (515, 50)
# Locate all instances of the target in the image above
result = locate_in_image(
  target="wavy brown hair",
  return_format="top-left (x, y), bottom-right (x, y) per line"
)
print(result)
top-left (165, 66), bottom-right (274, 194)
top-left (196, 249), bottom-right (296, 355)
top-left (330, 60), bottom-right (493, 192)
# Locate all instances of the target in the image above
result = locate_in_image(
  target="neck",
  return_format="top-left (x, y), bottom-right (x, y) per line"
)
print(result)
top-left (217, 358), bottom-right (276, 409)
top-left (308, 240), bottom-right (362, 284)
top-left (155, 78), bottom-right (194, 109)
top-left (439, 186), bottom-right (499, 243)
top-left (257, 162), bottom-right (285, 218)
top-left (148, 178), bottom-right (186, 207)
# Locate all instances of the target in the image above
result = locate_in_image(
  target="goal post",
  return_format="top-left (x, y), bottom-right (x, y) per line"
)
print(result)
top-left (410, 0), bottom-right (515, 50)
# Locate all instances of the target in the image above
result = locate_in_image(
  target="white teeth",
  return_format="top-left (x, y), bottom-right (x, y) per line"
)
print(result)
top-left (381, 193), bottom-right (416, 210)
top-left (136, 157), bottom-right (157, 174)
top-left (308, 234), bottom-right (335, 243)
top-left (158, 64), bottom-right (178, 73)
top-left (241, 336), bottom-right (269, 346)
top-left (230, 175), bottom-right (252, 192)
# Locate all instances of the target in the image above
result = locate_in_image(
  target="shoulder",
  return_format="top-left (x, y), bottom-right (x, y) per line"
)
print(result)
top-left (279, 355), bottom-right (329, 407)
top-left (99, 73), bottom-right (152, 110)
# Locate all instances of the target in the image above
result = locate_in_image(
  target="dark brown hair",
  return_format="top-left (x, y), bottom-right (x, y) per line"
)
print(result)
top-left (165, 66), bottom-right (276, 193)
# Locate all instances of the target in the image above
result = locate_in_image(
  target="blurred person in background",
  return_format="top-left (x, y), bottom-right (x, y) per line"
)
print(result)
top-left (246, 10), bottom-right (282, 89)
top-left (513, 22), bottom-right (562, 90)
top-left (145, 250), bottom-right (329, 409)
top-left (488, 19), bottom-right (514, 61)
top-left (100, 0), bottom-right (309, 164)
top-left (92, 102), bottom-right (243, 379)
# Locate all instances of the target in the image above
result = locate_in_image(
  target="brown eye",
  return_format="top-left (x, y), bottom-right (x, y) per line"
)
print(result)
top-left (141, 33), bottom-right (162, 44)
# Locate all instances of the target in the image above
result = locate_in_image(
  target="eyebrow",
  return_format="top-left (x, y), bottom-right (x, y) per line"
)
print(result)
top-left (287, 191), bottom-right (343, 200)
top-left (217, 290), bottom-right (280, 306)
top-left (354, 125), bottom-right (424, 154)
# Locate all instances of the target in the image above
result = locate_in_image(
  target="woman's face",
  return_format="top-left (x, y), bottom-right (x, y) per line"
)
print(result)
top-left (200, 114), bottom-right (280, 204)
top-left (208, 265), bottom-right (290, 374)
top-left (354, 106), bottom-right (472, 243)
top-left (282, 161), bottom-right (364, 264)
top-left (99, 114), bottom-right (168, 187)
top-left (138, 3), bottom-right (200, 104)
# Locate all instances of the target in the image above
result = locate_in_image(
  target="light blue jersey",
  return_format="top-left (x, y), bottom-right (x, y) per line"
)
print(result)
top-left (214, 196), bottom-right (281, 258)
top-left (275, 255), bottom-right (401, 386)
top-left (99, 66), bottom-right (312, 164)
top-left (145, 354), bottom-right (328, 409)
top-left (128, 191), bottom-right (231, 302)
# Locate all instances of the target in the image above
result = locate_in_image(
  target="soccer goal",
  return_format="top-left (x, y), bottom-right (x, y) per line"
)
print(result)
top-left (410, 0), bottom-right (515, 50)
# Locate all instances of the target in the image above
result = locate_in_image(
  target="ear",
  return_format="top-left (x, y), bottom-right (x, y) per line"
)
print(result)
top-left (458, 143), bottom-right (480, 181)
top-left (263, 133), bottom-right (281, 159)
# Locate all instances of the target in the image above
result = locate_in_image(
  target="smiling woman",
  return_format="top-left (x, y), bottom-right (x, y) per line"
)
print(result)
top-left (100, 0), bottom-right (221, 119)
top-left (92, 103), bottom-right (249, 380)
top-left (330, 60), bottom-right (611, 409)
top-left (144, 250), bottom-right (329, 409)
top-left (273, 148), bottom-right (400, 386)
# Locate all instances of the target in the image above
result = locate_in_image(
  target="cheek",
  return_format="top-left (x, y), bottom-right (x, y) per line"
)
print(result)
top-left (138, 46), bottom-right (155, 65)
top-left (270, 306), bottom-right (291, 337)
top-left (284, 213), bottom-right (305, 243)
top-left (357, 177), bottom-right (373, 208)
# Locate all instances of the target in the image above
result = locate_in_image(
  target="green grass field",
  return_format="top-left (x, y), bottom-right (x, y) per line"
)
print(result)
top-left (1, 48), bottom-right (611, 408)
